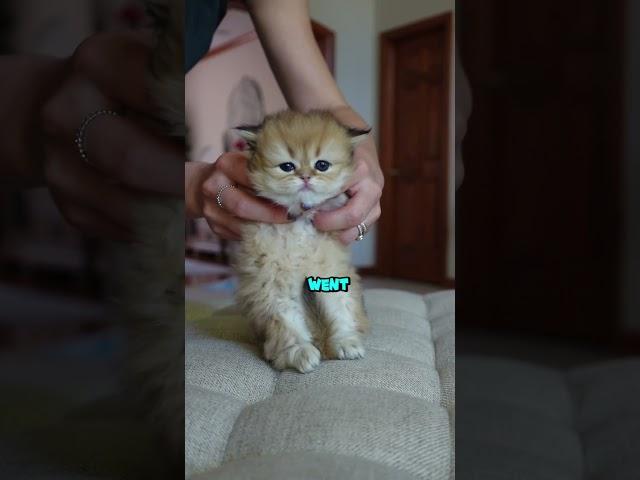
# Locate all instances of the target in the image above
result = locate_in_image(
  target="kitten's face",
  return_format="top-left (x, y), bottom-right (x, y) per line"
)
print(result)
top-left (237, 111), bottom-right (369, 213)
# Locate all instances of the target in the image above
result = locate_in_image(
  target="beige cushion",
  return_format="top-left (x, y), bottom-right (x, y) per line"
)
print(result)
top-left (185, 288), bottom-right (456, 479)
top-left (192, 452), bottom-right (421, 480)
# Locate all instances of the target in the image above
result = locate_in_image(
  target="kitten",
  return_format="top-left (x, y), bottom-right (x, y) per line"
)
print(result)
top-left (234, 110), bottom-right (370, 373)
top-left (106, 0), bottom-right (184, 471)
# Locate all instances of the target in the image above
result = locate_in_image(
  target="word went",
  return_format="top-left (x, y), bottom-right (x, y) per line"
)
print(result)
top-left (306, 276), bottom-right (351, 292)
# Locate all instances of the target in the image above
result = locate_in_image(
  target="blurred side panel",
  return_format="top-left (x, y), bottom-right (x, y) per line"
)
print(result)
top-left (456, 0), bottom-right (639, 477)
top-left (0, 1), bottom-right (184, 478)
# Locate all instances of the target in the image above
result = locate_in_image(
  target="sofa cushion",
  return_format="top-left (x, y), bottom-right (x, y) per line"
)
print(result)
top-left (192, 452), bottom-right (420, 480)
top-left (457, 355), bottom-right (640, 479)
top-left (185, 288), bottom-right (455, 479)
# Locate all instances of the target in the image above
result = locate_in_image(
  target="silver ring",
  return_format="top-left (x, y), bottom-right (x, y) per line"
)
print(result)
top-left (356, 222), bottom-right (367, 241)
top-left (75, 109), bottom-right (119, 165)
top-left (216, 184), bottom-right (236, 209)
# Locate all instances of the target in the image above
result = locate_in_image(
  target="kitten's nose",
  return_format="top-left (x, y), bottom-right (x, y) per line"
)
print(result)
top-left (300, 175), bottom-right (310, 182)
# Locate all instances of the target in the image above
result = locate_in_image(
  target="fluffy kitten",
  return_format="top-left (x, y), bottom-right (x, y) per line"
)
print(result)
top-left (107, 0), bottom-right (184, 471)
top-left (234, 110), bottom-right (370, 373)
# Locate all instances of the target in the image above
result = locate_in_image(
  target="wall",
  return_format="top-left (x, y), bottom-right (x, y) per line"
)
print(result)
top-left (308, 0), bottom-right (377, 267)
top-left (186, 34), bottom-right (288, 162)
top-left (375, 0), bottom-right (452, 32)
top-left (310, 0), bottom-right (454, 276)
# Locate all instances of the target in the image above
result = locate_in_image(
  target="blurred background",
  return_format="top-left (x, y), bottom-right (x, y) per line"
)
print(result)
top-left (185, 0), bottom-right (456, 310)
top-left (1, 1), bottom-right (177, 478)
top-left (456, 0), bottom-right (640, 477)
top-left (457, 0), bottom-right (639, 363)
top-left (1, 0), bottom-right (147, 348)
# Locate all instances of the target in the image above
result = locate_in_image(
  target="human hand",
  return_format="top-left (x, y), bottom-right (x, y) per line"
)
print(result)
top-left (186, 155), bottom-right (289, 241)
top-left (40, 33), bottom-right (183, 241)
top-left (312, 141), bottom-right (384, 245)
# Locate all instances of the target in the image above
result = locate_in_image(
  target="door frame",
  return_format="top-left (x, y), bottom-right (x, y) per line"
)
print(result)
top-left (376, 12), bottom-right (452, 284)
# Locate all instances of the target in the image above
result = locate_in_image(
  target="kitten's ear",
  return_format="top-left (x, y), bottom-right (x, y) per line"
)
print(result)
top-left (234, 124), bottom-right (262, 149)
top-left (347, 126), bottom-right (372, 146)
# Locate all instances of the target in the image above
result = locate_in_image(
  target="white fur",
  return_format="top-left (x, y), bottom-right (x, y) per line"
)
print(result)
top-left (235, 111), bottom-right (370, 373)
top-left (234, 218), bottom-right (367, 373)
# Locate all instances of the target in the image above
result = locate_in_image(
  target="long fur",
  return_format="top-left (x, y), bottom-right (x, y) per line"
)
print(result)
top-left (109, 0), bottom-right (184, 471)
top-left (147, 0), bottom-right (185, 137)
top-left (234, 111), bottom-right (370, 373)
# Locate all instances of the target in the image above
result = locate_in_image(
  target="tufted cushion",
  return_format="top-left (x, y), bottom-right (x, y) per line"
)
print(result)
top-left (185, 288), bottom-right (455, 479)
top-left (457, 355), bottom-right (640, 479)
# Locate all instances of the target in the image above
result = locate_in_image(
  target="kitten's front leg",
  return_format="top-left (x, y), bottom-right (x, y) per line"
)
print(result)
top-left (261, 300), bottom-right (320, 373)
top-left (315, 290), bottom-right (367, 360)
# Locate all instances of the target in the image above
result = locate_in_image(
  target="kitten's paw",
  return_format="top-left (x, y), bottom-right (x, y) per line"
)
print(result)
top-left (329, 335), bottom-right (365, 360)
top-left (272, 343), bottom-right (321, 373)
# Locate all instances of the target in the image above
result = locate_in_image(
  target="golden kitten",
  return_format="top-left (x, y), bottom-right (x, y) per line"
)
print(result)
top-left (235, 110), bottom-right (370, 373)
top-left (107, 0), bottom-right (184, 470)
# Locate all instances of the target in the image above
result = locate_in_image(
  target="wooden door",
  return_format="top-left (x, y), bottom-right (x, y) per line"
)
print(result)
top-left (378, 13), bottom-right (452, 283)
top-left (457, 0), bottom-right (624, 340)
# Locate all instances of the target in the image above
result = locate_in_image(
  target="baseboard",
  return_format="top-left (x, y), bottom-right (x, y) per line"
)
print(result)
top-left (357, 267), bottom-right (379, 276)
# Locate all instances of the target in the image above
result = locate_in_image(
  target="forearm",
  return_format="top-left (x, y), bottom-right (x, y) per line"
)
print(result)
top-left (246, 0), bottom-right (346, 112)
top-left (0, 55), bottom-right (68, 187)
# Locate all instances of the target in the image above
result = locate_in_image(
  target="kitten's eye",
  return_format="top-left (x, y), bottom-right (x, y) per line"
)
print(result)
top-left (314, 160), bottom-right (331, 172)
top-left (279, 162), bottom-right (295, 172)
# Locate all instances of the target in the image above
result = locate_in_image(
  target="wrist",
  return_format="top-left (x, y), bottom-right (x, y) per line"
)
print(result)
top-left (328, 105), bottom-right (370, 130)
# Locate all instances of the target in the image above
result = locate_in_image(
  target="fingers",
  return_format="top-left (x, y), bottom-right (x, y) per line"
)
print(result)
top-left (41, 74), bottom-right (184, 196)
top-left (191, 153), bottom-right (288, 241)
top-left (201, 170), bottom-right (289, 224)
top-left (80, 114), bottom-right (184, 195)
top-left (72, 31), bottom-right (155, 114)
top-left (214, 152), bottom-right (252, 188)
top-left (335, 203), bottom-right (381, 245)
top-left (313, 155), bottom-right (382, 232)
top-left (312, 156), bottom-right (383, 245)
top-left (313, 177), bottom-right (381, 232)
top-left (204, 218), bottom-right (241, 241)
top-left (202, 199), bottom-right (245, 239)
top-left (44, 144), bottom-right (138, 232)
top-left (345, 156), bottom-right (370, 190)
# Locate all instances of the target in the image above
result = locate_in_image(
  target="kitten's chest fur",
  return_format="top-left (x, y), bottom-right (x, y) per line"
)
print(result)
top-left (237, 219), bottom-right (349, 277)
top-left (234, 211), bottom-right (367, 372)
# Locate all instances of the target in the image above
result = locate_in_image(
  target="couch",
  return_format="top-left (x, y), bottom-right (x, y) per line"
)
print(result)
top-left (185, 288), bottom-right (456, 479)
top-left (457, 354), bottom-right (640, 478)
